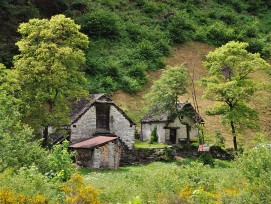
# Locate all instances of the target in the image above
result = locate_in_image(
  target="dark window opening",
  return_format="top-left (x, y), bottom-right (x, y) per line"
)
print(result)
top-left (96, 104), bottom-right (110, 133)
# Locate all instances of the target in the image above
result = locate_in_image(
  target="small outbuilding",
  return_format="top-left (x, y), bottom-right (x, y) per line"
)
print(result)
top-left (69, 94), bottom-right (135, 169)
top-left (141, 102), bottom-right (203, 145)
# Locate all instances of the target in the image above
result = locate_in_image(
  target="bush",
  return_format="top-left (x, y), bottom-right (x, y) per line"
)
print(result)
top-left (0, 167), bottom-right (61, 203)
top-left (235, 144), bottom-right (271, 202)
top-left (203, 22), bottom-right (236, 46)
top-left (149, 126), bottom-right (158, 144)
top-left (163, 10), bottom-right (195, 43)
top-left (199, 152), bottom-right (214, 166)
top-left (80, 9), bottom-right (122, 39)
top-left (61, 173), bottom-right (100, 204)
top-left (47, 140), bottom-right (75, 182)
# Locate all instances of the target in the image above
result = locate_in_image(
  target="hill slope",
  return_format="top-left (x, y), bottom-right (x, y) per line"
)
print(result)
top-left (112, 41), bottom-right (271, 147)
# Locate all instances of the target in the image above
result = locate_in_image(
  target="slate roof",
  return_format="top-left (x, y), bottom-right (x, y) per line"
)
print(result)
top-left (69, 136), bottom-right (118, 149)
top-left (141, 102), bottom-right (203, 123)
top-left (70, 94), bottom-right (135, 125)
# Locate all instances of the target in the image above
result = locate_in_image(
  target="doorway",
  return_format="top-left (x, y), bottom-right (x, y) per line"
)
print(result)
top-left (170, 129), bottom-right (177, 144)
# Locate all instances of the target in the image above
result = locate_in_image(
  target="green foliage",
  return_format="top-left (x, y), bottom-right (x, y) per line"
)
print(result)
top-left (235, 144), bottom-right (271, 203)
top-left (145, 65), bottom-right (189, 113)
top-left (47, 141), bottom-right (75, 182)
top-left (61, 173), bottom-right (100, 204)
top-left (198, 152), bottom-right (214, 166)
top-left (0, 65), bottom-right (49, 172)
top-left (80, 9), bottom-right (121, 39)
top-left (149, 126), bottom-right (158, 144)
top-left (14, 14), bottom-right (89, 144)
top-left (0, 166), bottom-right (62, 203)
top-left (201, 41), bottom-right (270, 151)
top-left (214, 130), bottom-right (225, 148)
top-left (2, 0), bottom-right (271, 93)
top-left (163, 10), bottom-right (196, 43)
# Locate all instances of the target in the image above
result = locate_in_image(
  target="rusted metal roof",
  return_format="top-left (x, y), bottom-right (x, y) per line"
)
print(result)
top-left (69, 136), bottom-right (118, 149)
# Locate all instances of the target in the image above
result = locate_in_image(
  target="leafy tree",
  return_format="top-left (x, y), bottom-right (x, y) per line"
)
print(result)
top-left (14, 14), bottom-right (89, 146)
top-left (201, 41), bottom-right (269, 151)
top-left (0, 63), bottom-right (49, 172)
top-left (145, 65), bottom-right (189, 113)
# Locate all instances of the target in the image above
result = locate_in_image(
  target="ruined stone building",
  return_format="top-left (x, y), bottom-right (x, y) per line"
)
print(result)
top-left (141, 102), bottom-right (203, 145)
top-left (69, 94), bottom-right (135, 169)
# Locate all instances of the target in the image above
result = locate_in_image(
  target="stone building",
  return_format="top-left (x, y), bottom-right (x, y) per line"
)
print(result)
top-left (69, 94), bottom-right (135, 169)
top-left (141, 102), bottom-right (203, 145)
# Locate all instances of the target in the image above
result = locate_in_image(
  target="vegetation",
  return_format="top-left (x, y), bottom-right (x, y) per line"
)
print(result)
top-left (145, 65), bottom-right (189, 113)
top-left (201, 41), bottom-right (270, 151)
top-left (81, 145), bottom-right (271, 203)
top-left (14, 14), bottom-right (89, 145)
top-left (1, 1), bottom-right (271, 203)
top-left (2, 0), bottom-right (271, 93)
top-left (135, 140), bottom-right (169, 149)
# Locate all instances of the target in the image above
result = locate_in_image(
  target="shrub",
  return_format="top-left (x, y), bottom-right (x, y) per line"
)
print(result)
top-left (205, 22), bottom-right (236, 46)
top-left (214, 130), bottom-right (225, 148)
top-left (199, 152), bottom-right (214, 166)
top-left (80, 9), bottom-right (122, 38)
top-left (163, 10), bottom-right (195, 43)
top-left (47, 140), bottom-right (75, 182)
top-left (61, 173), bottom-right (100, 204)
top-left (0, 166), bottom-right (61, 203)
top-left (234, 144), bottom-right (271, 203)
top-left (149, 126), bottom-right (158, 143)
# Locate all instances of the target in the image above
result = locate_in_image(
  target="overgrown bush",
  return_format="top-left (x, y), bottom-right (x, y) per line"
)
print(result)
top-left (0, 167), bottom-right (61, 203)
top-left (47, 140), bottom-right (75, 182)
top-left (198, 152), bottom-right (214, 166)
top-left (61, 173), bottom-right (100, 204)
top-left (80, 9), bottom-right (121, 39)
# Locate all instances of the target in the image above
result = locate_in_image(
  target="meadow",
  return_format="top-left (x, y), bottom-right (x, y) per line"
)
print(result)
top-left (79, 145), bottom-right (271, 204)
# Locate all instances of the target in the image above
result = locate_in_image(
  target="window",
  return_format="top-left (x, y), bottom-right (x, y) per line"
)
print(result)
top-left (96, 104), bottom-right (110, 132)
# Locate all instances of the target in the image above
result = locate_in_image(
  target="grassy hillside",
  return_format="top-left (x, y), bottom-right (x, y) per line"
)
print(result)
top-left (112, 41), bottom-right (271, 148)
top-left (2, 0), bottom-right (271, 94)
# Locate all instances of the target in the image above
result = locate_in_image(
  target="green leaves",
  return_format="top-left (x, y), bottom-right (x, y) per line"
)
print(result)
top-left (14, 15), bottom-right (89, 143)
top-left (146, 65), bottom-right (189, 113)
top-left (202, 41), bottom-right (270, 150)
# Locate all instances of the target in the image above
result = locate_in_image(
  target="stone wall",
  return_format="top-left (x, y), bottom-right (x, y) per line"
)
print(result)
top-left (74, 141), bottom-right (121, 169)
top-left (70, 104), bottom-right (135, 149)
top-left (141, 122), bottom-right (166, 143)
top-left (120, 146), bottom-right (170, 166)
top-left (70, 106), bottom-right (96, 143)
top-left (120, 145), bottom-right (233, 166)
top-left (110, 105), bottom-right (135, 149)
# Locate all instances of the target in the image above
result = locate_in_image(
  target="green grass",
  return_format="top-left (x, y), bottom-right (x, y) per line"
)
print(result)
top-left (80, 159), bottom-right (238, 204)
top-left (134, 140), bottom-right (169, 148)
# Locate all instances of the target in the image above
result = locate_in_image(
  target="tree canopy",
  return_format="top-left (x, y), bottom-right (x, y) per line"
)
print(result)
top-left (201, 41), bottom-right (270, 151)
top-left (145, 65), bottom-right (189, 113)
top-left (14, 14), bottom-right (89, 145)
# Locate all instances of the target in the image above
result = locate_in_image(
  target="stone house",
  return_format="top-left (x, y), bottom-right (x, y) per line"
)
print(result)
top-left (141, 102), bottom-right (203, 145)
top-left (69, 94), bottom-right (135, 169)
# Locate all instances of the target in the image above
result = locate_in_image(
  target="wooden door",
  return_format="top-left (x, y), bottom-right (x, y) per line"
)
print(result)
top-left (170, 129), bottom-right (177, 144)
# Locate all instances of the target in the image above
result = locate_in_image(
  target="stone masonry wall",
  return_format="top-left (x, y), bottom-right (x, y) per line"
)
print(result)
top-left (70, 106), bottom-right (96, 143)
top-left (120, 146), bottom-right (169, 166)
top-left (141, 122), bottom-right (166, 143)
top-left (110, 106), bottom-right (135, 149)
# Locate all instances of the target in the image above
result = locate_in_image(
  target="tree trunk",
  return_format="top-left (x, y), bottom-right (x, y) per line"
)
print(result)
top-left (43, 125), bottom-right (49, 147)
top-left (230, 121), bottom-right (238, 152)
